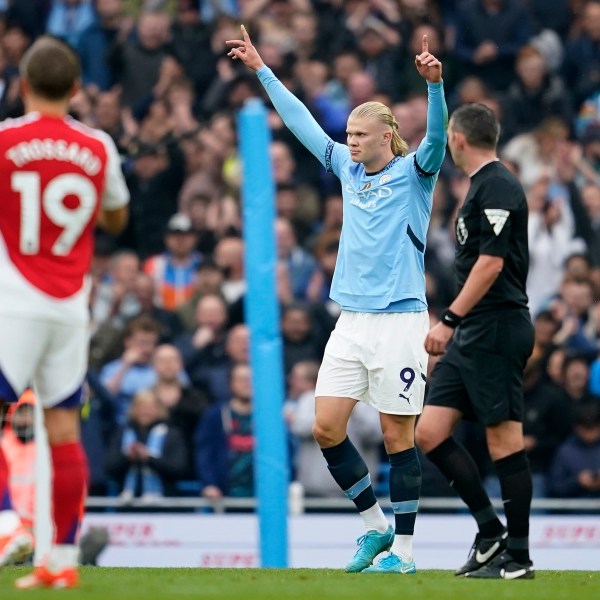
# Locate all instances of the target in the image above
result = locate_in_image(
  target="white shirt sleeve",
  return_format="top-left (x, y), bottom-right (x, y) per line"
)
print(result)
top-left (100, 131), bottom-right (129, 210)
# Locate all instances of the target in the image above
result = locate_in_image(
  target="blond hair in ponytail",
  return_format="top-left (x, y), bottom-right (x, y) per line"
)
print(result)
top-left (349, 101), bottom-right (409, 157)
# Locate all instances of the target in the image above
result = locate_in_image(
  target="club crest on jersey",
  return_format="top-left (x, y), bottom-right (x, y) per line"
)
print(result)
top-left (484, 209), bottom-right (510, 235)
top-left (379, 174), bottom-right (392, 185)
top-left (456, 217), bottom-right (468, 245)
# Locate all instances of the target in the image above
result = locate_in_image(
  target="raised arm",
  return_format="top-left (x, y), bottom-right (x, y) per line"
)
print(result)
top-left (226, 25), bottom-right (333, 167)
top-left (414, 35), bottom-right (448, 175)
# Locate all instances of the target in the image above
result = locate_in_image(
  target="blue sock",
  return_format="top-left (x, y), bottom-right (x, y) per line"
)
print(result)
top-left (389, 447), bottom-right (421, 535)
top-left (321, 437), bottom-right (377, 512)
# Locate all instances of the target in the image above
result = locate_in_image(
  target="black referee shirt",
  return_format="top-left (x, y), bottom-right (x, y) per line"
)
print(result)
top-left (454, 160), bottom-right (530, 317)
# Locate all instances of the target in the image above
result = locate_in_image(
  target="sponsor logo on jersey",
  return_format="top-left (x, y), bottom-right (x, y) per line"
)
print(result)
top-left (456, 217), bottom-right (468, 245)
top-left (484, 208), bottom-right (510, 235)
top-left (346, 182), bottom-right (392, 210)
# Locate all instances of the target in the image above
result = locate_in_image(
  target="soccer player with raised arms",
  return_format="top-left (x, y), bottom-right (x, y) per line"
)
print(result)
top-left (0, 37), bottom-right (129, 588)
top-left (228, 25), bottom-right (446, 573)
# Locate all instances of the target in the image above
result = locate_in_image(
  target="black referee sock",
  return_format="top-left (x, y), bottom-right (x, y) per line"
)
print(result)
top-left (495, 450), bottom-right (532, 564)
top-left (321, 437), bottom-right (377, 512)
top-left (389, 447), bottom-right (421, 535)
top-left (426, 437), bottom-right (504, 538)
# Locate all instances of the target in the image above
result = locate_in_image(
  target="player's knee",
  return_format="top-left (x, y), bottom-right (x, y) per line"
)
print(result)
top-left (44, 408), bottom-right (80, 446)
top-left (312, 421), bottom-right (343, 448)
top-left (414, 421), bottom-right (439, 453)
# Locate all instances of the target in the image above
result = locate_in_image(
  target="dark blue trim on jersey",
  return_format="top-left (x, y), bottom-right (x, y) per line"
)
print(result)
top-left (413, 155), bottom-right (437, 178)
top-left (55, 384), bottom-right (84, 409)
top-left (325, 139), bottom-right (334, 173)
top-left (0, 368), bottom-right (18, 403)
top-left (365, 156), bottom-right (401, 177)
top-left (407, 224), bottom-right (425, 253)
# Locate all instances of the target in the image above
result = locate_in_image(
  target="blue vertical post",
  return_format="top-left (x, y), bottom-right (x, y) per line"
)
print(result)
top-left (239, 98), bottom-right (288, 568)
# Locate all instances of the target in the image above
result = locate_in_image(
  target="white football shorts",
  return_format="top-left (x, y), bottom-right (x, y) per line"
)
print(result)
top-left (0, 314), bottom-right (88, 408)
top-left (315, 310), bottom-right (429, 415)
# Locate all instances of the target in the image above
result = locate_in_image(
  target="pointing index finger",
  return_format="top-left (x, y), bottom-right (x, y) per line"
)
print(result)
top-left (241, 24), bottom-right (250, 41)
top-left (422, 34), bottom-right (428, 54)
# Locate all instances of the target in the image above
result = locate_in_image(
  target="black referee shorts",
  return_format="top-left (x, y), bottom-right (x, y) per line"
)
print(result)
top-left (425, 309), bottom-right (534, 426)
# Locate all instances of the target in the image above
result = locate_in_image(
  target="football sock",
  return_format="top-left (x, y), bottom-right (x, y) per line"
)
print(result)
top-left (495, 450), bottom-right (532, 563)
top-left (51, 442), bottom-right (88, 553)
top-left (359, 503), bottom-right (390, 534)
top-left (322, 437), bottom-right (387, 531)
top-left (426, 437), bottom-right (504, 538)
top-left (388, 447), bottom-right (421, 561)
top-left (0, 447), bottom-right (13, 511)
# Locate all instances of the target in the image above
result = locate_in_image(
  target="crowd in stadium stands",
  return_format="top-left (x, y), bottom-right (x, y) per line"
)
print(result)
top-left (2, 0), bottom-right (600, 502)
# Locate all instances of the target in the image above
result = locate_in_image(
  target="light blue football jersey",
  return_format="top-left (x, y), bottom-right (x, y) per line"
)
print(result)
top-left (256, 67), bottom-right (447, 312)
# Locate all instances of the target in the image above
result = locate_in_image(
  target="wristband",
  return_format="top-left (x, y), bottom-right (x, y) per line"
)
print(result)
top-left (441, 308), bottom-right (463, 329)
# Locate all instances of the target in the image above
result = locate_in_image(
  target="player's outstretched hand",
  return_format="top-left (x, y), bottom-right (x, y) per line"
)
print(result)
top-left (226, 24), bottom-right (265, 72)
top-left (415, 34), bottom-right (442, 83)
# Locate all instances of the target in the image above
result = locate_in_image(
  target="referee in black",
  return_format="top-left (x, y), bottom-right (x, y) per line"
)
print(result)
top-left (416, 104), bottom-right (535, 579)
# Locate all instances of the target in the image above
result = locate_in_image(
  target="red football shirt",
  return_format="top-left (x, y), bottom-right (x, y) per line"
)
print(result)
top-left (0, 113), bottom-right (129, 299)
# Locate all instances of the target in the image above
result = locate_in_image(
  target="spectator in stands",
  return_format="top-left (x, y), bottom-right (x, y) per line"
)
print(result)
top-left (321, 49), bottom-right (362, 129)
top-left (131, 271), bottom-right (184, 340)
top-left (4, 0), bottom-right (49, 39)
top-left (91, 249), bottom-right (141, 330)
top-left (579, 184), bottom-right (600, 266)
top-left (281, 302), bottom-right (325, 376)
top-left (107, 388), bottom-right (188, 501)
top-left (550, 278), bottom-right (597, 356)
top-left (194, 363), bottom-right (255, 499)
top-left (307, 229), bottom-right (340, 315)
top-left (353, 17), bottom-right (402, 102)
top-left (99, 316), bottom-right (161, 425)
top-left (269, 140), bottom-right (320, 215)
top-left (502, 117), bottom-right (570, 190)
top-left (46, 0), bottom-right (96, 49)
top-left (78, 0), bottom-right (128, 91)
top-left (521, 357), bottom-right (573, 497)
top-left (94, 88), bottom-right (127, 148)
top-left (191, 323), bottom-right (249, 407)
top-left (144, 213), bottom-right (202, 310)
top-left (526, 177), bottom-right (585, 316)
top-left (152, 343), bottom-right (208, 477)
top-left (530, 310), bottom-right (561, 364)
top-left (91, 271), bottom-right (184, 372)
top-left (548, 400), bottom-right (600, 498)
top-left (175, 293), bottom-right (229, 398)
top-left (275, 217), bottom-right (319, 302)
top-left (453, 0), bottom-right (532, 91)
top-left (560, 353), bottom-right (596, 405)
top-left (286, 360), bottom-right (383, 497)
top-left (504, 45), bottom-right (572, 137)
top-left (170, 0), bottom-right (216, 101)
top-left (108, 8), bottom-right (172, 107)
top-left (213, 236), bottom-right (246, 306)
top-left (121, 136), bottom-right (186, 258)
top-left (176, 260), bottom-right (225, 331)
top-left (563, 0), bottom-right (600, 107)
top-left (0, 44), bottom-right (22, 120)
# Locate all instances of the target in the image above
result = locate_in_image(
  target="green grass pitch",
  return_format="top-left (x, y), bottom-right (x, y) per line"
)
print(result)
top-left (0, 568), bottom-right (599, 599)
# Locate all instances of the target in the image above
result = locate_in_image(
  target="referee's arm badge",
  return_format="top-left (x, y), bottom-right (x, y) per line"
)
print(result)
top-left (484, 209), bottom-right (510, 236)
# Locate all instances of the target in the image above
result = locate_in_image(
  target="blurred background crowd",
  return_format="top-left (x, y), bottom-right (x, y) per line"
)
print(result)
top-left (1, 0), bottom-right (600, 505)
